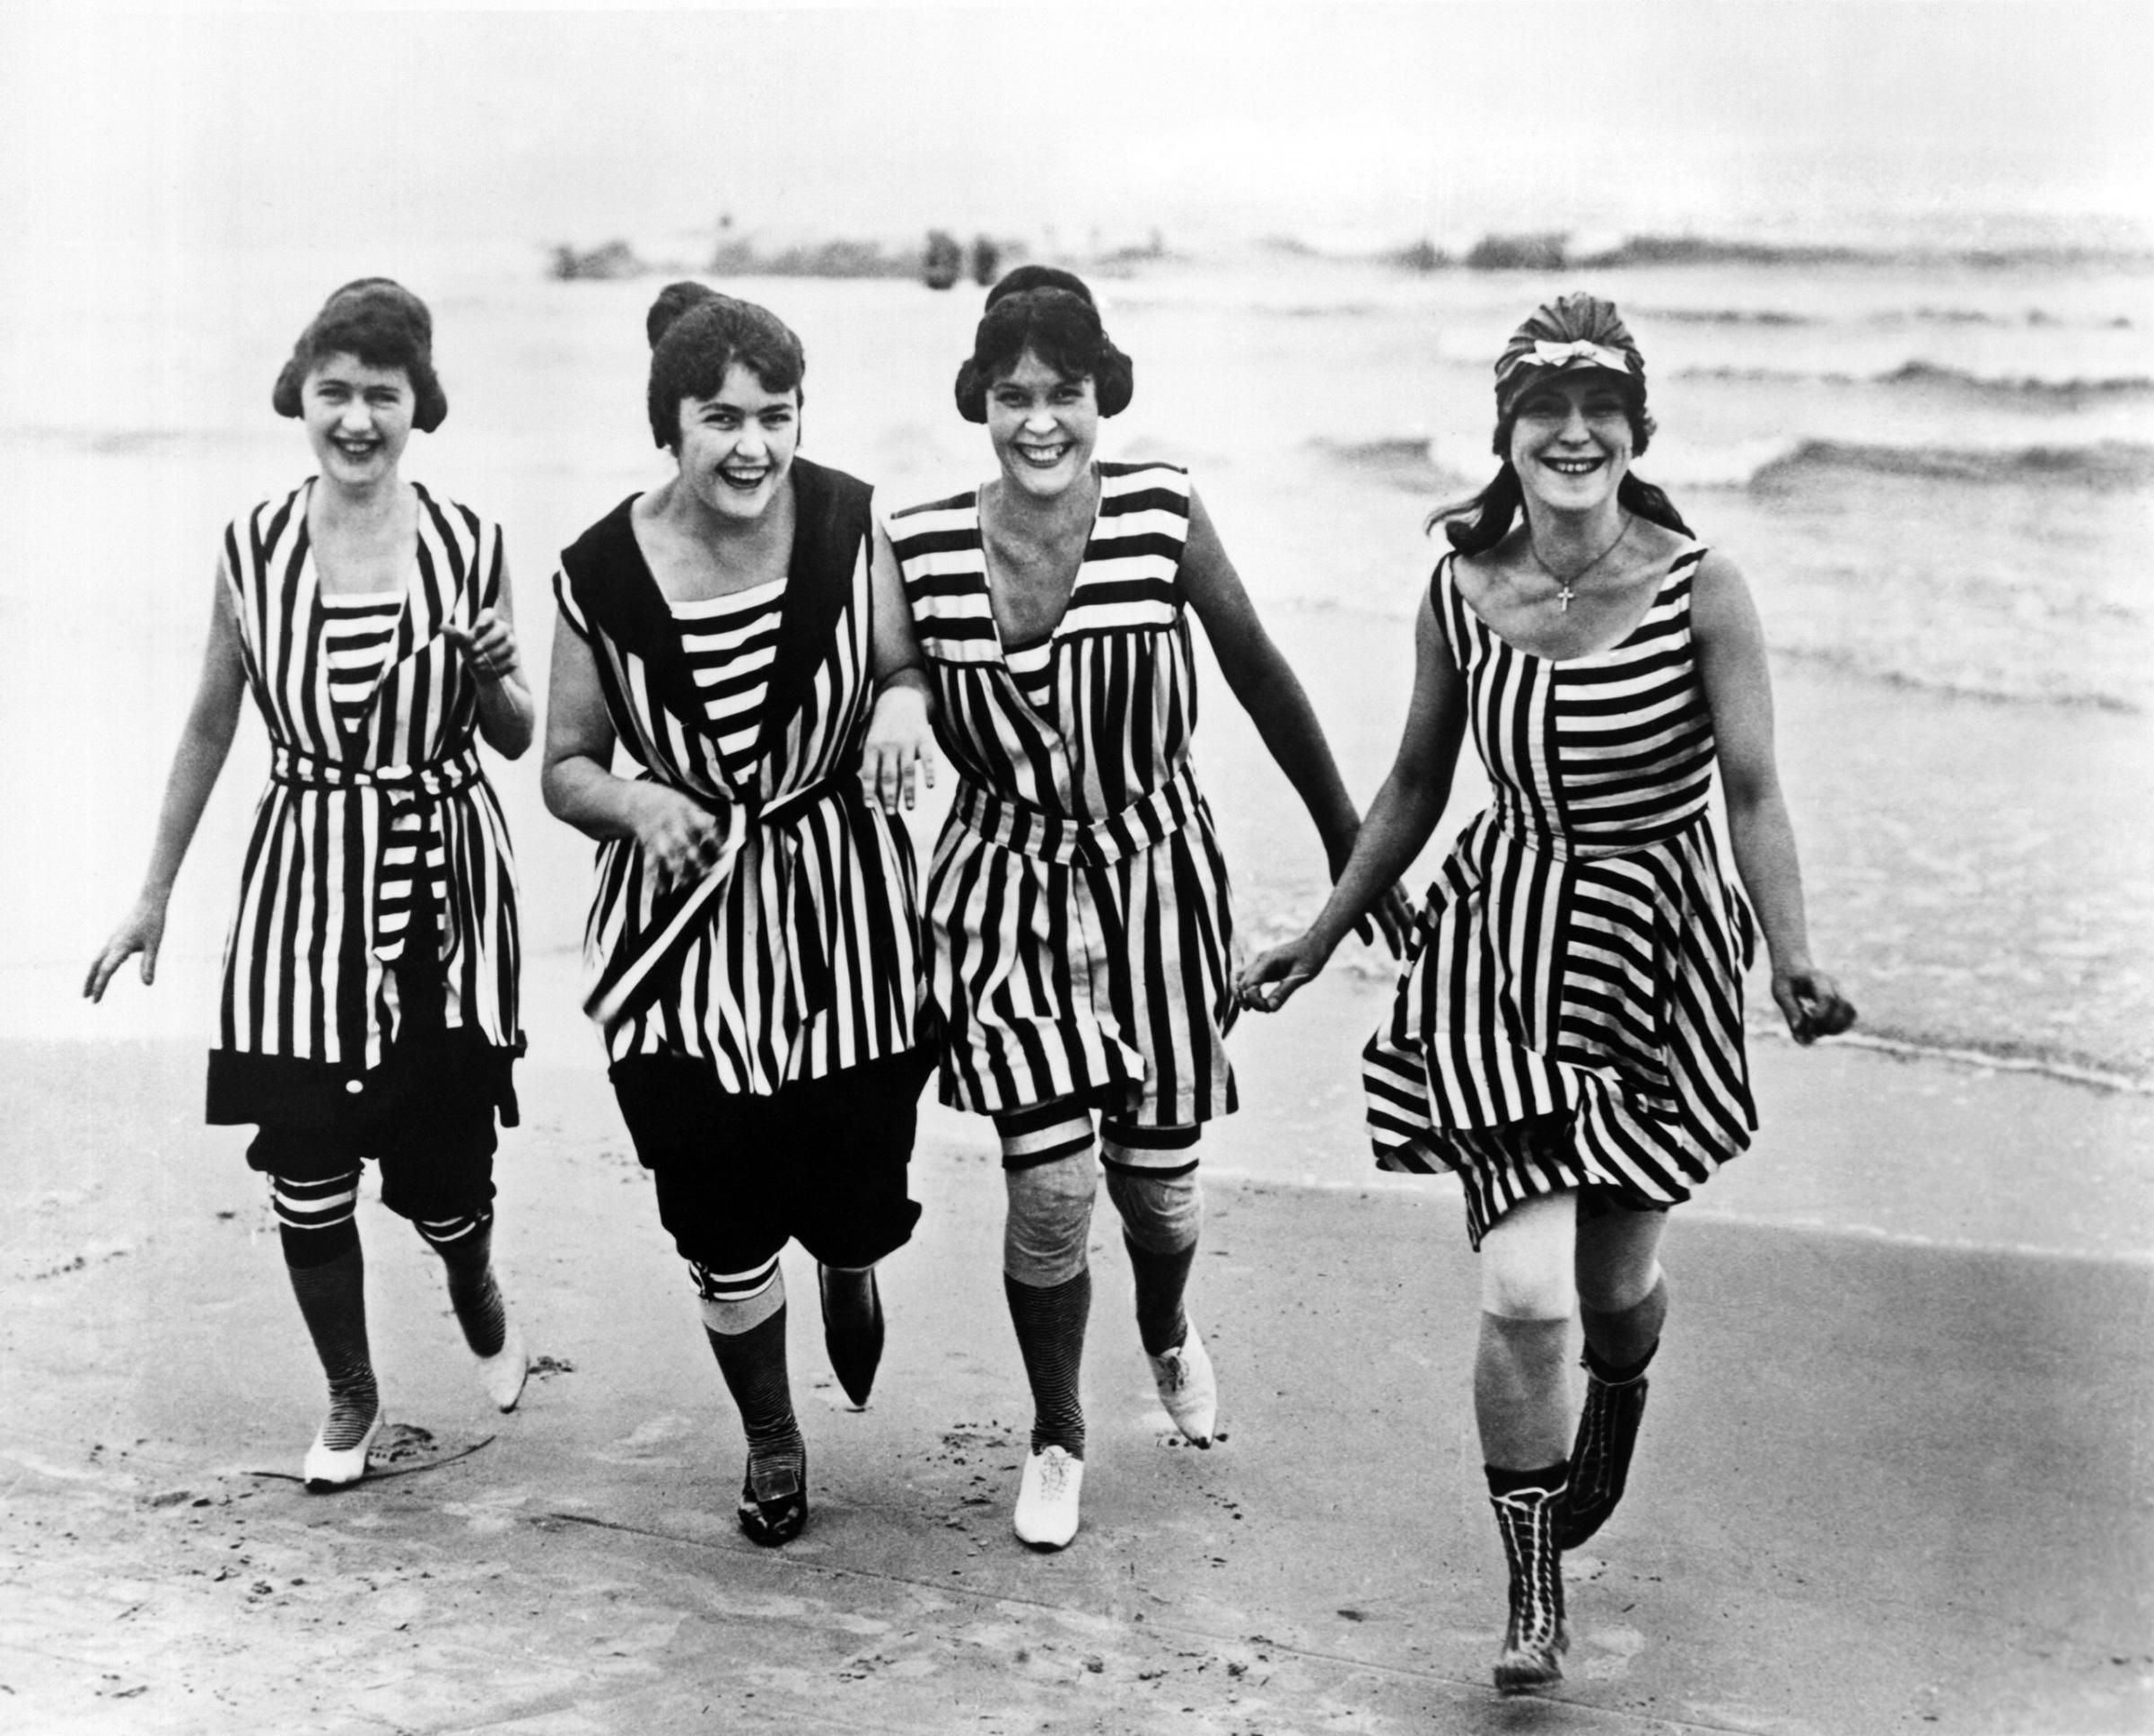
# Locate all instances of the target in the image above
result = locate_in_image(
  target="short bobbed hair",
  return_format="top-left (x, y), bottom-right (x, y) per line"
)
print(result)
top-left (953, 266), bottom-right (1134, 423)
top-left (644, 281), bottom-right (806, 450)
top-left (272, 278), bottom-right (446, 433)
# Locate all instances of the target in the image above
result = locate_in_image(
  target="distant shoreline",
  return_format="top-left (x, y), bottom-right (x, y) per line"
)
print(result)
top-left (544, 226), bottom-right (2154, 284)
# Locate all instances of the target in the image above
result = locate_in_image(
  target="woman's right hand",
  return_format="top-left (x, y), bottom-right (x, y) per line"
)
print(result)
top-left (1235, 930), bottom-right (1337, 1014)
top-left (628, 785), bottom-right (725, 892)
top-left (84, 897), bottom-right (169, 1002)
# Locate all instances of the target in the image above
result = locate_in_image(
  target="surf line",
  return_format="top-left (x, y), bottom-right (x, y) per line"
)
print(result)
top-left (1747, 1021), bottom-right (2151, 1097)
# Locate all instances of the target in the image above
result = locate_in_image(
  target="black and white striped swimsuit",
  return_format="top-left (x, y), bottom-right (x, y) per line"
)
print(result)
top-left (672, 576), bottom-right (784, 790)
top-left (555, 461), bottom-right (924, 1092)
top-left (210, 481), bottom-right (522, 1118)
top-left (1362, 547), bottom-right (1756, 1246)
top-left (890, 462), bottom-right (1238, 1141)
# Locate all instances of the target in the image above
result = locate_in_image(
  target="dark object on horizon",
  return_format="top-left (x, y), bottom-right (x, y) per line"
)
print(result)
top-left (710, 236), bottom-right (915, 278)
top-left (1465, 232), bottom-right (1570, 272)
top-left (549, 241), bottom-right (647, 282)
top-left (970, 236), bottom-right (1001, 287)
top-left (1391, 239), bottom-right (1448, 272)
top-left (923, 231), bottom-right (963, 291)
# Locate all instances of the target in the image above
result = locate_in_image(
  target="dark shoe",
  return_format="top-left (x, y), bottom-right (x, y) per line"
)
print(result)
top-left (737, 1447), bottom-right (807, 1547)
top-left (819, 1265), bottom-right (884, 1409)
top-left (1491, 1480), bottom-right (1568, 1694)
top-left (1559, 1368), bottom-right (1648, 1549)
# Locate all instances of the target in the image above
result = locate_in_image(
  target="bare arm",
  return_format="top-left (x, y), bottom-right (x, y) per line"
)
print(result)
top-left (1237, 586), bottom-right (1467, 1010)
top-left (1691, 551), bottom-right (1855, 1044)
top-left (860, 519), bottom-right (936, 813)
top-left (1179, 488), bottom-right (1411, 950)
top-left (540, 601), bottom-right (724, 893)
top-left (84, 567), bottom-right (247, 999)
top-left (442, 555), bottom-right (536, 758)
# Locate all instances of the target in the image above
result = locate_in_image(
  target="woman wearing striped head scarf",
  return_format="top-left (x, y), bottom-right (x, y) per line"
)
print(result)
top-left (1239, 294), bottom-right (1854, 1693)
top-left (86, 279), bottom-right (533, 1489)
top-left (542, 285), bottom-right (935, 1547)
top-left (889, 267), bottom-right (1410, 1551)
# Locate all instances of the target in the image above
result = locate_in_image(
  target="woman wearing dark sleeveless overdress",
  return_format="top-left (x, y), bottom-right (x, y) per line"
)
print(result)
top-left (543, 285), bottom-right (934, 1546)
top-left (85, 280), bottom-right (532, 1488)
top-left (889, 267), bottom-right (1408, 1550)
top-left (1239, 295), bottom-right (1854, 1693)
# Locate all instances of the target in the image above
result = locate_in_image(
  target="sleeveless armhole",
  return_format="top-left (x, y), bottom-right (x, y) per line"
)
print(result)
top-left (1427, 551), bottom-right (1466, 670)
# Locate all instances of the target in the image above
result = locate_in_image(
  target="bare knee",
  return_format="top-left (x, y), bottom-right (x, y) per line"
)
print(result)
top-left (1004, 1152), bottom-right (1099, 1286)
top-left (1104, 1166), bottom-right (1201, 1255)
top-left (1479, 1192), bottom-right (1577, 1321)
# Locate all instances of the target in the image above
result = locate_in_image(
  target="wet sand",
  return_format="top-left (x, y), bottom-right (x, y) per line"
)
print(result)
top-left (4, 1021), bottom-right (2150, 1735)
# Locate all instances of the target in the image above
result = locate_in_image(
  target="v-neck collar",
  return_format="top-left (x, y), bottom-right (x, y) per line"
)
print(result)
top-left (976, 469), bottom-right (1106, 667)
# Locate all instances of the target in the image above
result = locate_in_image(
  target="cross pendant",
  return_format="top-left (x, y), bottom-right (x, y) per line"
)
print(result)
top-left (1557, 583), bottom-right (1574, 613)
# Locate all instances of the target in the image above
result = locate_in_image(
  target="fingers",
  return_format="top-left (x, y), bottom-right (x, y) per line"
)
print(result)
top-left (141, 937), bottom-right (159, 986)
top-left (83, 951), bottom-right (115, 1002)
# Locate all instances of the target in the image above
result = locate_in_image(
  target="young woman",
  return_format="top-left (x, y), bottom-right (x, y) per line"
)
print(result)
top-left (889, 267), bottom-right (1407, 1549)
top-left (542, 285), bottom-right (935, 1547)
top-left (85, 279), bottom-right (532, 1488)
top-left (1239, 294), bottom-right (1855, 1691)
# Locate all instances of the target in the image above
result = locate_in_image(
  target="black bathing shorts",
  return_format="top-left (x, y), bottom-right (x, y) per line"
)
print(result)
top-left (609, 1048), bottom-right (932, 1275)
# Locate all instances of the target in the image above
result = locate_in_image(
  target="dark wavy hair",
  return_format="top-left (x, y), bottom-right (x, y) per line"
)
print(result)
top-left (271, 278), bottom-right (446, 433)
top-left (953, 266), bottom-right (1134, 423)
top-left (644, 281), bottom-right (807, 450)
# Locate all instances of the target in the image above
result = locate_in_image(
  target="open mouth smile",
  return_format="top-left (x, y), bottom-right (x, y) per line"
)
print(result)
top-left (1541, 455), bottom-right (1605, 477)
top-left (1014, 441), bottom-right (1072, 469)
top-left (718, 466), bottom-right (772, 490)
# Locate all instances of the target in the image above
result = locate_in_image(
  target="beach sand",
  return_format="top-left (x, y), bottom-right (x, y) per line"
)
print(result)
top-left (4, 1028), bottom-right (2149, 1735)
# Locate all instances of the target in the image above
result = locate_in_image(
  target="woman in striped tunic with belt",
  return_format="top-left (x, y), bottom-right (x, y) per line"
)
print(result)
top-left (543, 285), bottom-right (935, 1546)
top-left (889, 267), bottom-right (1407, 1549)
top-left (1240, 295), bottom-right (1855, 1691)
top-left (85, 280), bottom-right (531, 1488)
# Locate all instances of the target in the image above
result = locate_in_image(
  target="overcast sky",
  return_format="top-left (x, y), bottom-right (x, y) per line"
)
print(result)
top-left (4, 0), bottom-right (2149, 293)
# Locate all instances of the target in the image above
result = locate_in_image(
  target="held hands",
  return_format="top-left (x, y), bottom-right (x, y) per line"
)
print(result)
top-left (1236, 930), bottom-right (1337, 1015)
top-left (630, 784), bottom-right (727, 894)
top-left (860, 684), bottom-right (937, 815)
top-left (83, 896), bottom-right (169, 1003)
top-left (442, 609), bottom-right (521, 687)
top-left (1773, 963), bottom-right (1857, 1046)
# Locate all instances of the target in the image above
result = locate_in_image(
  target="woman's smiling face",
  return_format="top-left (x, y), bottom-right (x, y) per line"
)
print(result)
top-left (985, 349), bottom-right (1099, 500)
top-left (1508, 372), bottom-right (1635, 516)
top-left (673, 362), bottom-right (799, 522)
top-left (302, 353), bottom-right (415, 487)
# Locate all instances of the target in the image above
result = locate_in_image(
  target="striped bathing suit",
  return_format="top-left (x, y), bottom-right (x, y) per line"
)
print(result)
top-left (890, 461), bottom-right (1238, 1139)
top-left (208, 481), bottom-right (522, 1123)
top-left (671, 576), bottom-right (785, 790)
top-left (320, 592), bottom-right (403, 735)
top-left (555, 459), bottom-right (924, 1092)
top-left (1363, 546), bottom-right (1756, 1247)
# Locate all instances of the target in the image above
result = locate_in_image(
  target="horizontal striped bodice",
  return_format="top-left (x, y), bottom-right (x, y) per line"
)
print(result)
top-left (1437, 547), bottom-right (1718, 856)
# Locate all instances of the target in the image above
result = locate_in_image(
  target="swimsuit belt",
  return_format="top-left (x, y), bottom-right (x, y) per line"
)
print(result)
top-left (952, 762), bottom-right (1202, 866)
top-left (582, 770), bottom-right (855, 1035)
top-left (269, 744), bottom-right (484, 965)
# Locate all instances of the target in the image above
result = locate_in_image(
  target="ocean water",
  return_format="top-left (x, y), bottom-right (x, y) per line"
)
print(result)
top-left (5, 241), bottom-right (2149, 1085)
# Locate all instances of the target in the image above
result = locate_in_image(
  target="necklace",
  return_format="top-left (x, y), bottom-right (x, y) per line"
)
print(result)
top-left (1528, 514), bottom-right (1631, 612)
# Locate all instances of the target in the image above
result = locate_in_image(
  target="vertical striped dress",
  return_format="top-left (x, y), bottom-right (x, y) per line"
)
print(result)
top-left (1363, 546), bottom-right (1756, 1246)
top-left (207, 480), bottom-right (522, 1125)
top-left (889, 462), bottom-right (1238, 1137)
top-left (554, 459), bottom-right (924, 1092)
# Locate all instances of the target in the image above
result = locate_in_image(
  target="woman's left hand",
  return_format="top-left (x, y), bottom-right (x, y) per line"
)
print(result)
top-left (861, 683), bottom-right (936, 813)
top-left (443, 609), bottom-right (521, 687)
top-left (1773, 964), bottom-right (1856, 1046)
